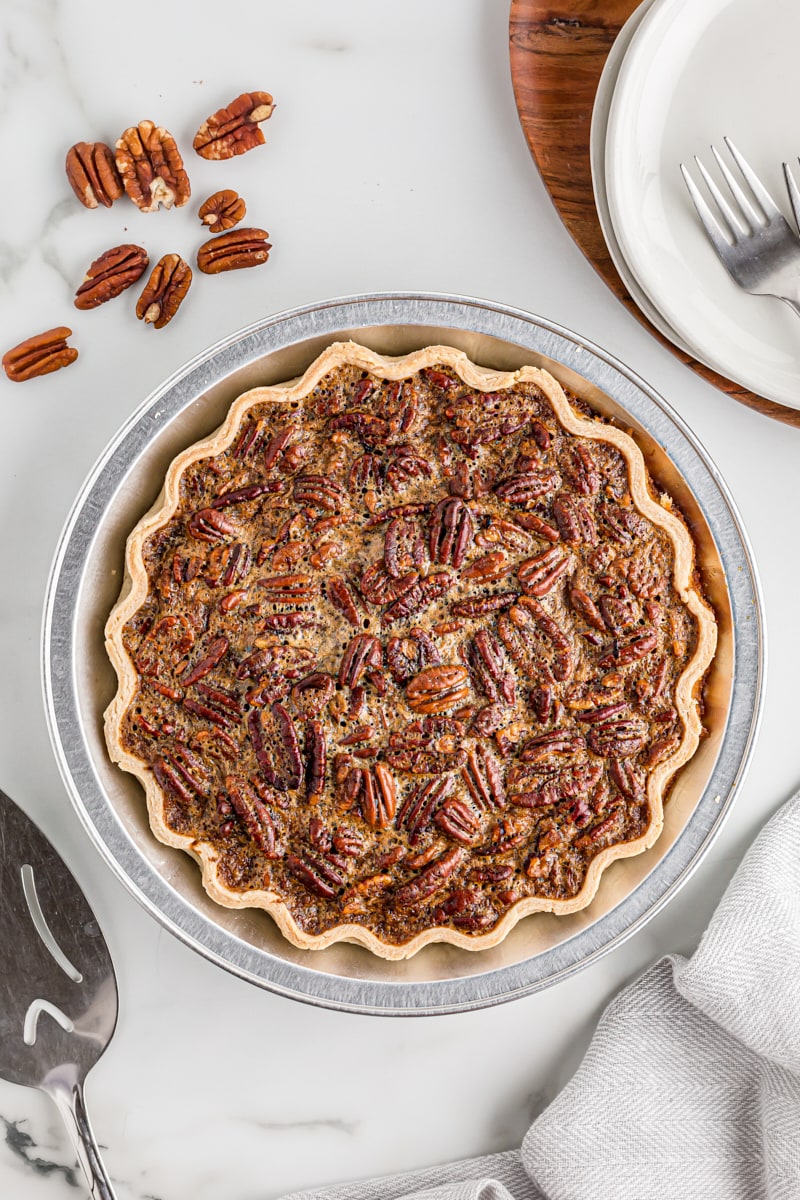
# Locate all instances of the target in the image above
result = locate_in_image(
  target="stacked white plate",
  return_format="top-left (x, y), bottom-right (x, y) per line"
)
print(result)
top-left (591, 0), bottom-right (800, 409)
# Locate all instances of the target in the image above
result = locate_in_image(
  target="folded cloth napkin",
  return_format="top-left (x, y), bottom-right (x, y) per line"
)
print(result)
top-left (282, 792), bottom-right (800, 1200)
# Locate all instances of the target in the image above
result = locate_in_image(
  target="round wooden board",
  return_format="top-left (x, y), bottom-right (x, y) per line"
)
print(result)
top-left (509, 0), bottom-right (800, 427)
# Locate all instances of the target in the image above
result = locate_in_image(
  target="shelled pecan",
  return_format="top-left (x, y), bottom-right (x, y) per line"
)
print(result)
top-left (115, 120), bottom-right (190, 212)
top-left (2, 327), bottom-right (77, 382)
top-left (193, 91), bottom-right (275, 160)
top-left (65, 141), bottom-right (123, 208)
top-left (196, 227), bottom-right (271, 274)
top-left (135, 254), bottom-right (192, 328)
top-left (198, 189), bottom-right (246, 233)
top-left (74, 244), bottom-right (149, 310)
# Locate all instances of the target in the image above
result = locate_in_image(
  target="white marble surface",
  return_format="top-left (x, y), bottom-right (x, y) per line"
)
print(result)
top-left (0, 2), bottom-right (797, 1198)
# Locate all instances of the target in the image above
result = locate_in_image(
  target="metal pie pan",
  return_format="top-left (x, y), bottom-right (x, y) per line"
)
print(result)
top-left (42, 293), bottom-right (764, 1016)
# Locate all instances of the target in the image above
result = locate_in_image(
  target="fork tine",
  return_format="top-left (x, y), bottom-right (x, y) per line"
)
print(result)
top-left (695, 156), bottom-right (748, 239)
top-left (710, 145), bottom-right (763, 229)
top-left (783, 160), bottom-right (800, 232)
top-left (680, 163), bottom-right (735, 260)
top-left (723, 136), bottom-right (782, 221)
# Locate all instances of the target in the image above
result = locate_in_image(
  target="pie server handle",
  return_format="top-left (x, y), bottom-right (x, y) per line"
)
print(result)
top-left (46, 1067), bottom-right (118, 1200)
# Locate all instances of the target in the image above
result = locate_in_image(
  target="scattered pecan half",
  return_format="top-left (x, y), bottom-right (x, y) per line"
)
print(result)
top-left (2, 327), bottom-right (78, 382)
top-left (193, 91), bottom-right (275, 160)
top-left (65, 141), bottom-right (123, 209)
top-left (115, 120), bottom-right (191, 212)
top-left (198, 188), bottom-right (246, 233)
top-left (135, 254), bottom-right (192, 329)
top-left (74, 244), bottom-right (149, 310)
top-left (196, 227), bottom-right (271, 274)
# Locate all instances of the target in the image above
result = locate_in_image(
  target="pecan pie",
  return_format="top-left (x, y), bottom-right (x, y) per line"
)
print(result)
top-left (104, 343), bottom-right (717, 959)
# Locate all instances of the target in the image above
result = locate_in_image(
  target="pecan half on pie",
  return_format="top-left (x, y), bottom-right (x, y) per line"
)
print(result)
top-left (104, 343), bottom-right (717, 959)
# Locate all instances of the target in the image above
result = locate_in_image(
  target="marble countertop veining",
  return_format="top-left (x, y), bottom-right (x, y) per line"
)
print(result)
top-left (0, 1), bottom-right (795, 1198)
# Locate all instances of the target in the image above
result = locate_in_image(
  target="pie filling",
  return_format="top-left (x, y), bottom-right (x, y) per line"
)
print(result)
top-left (105, 344), bottom-right (715, 956)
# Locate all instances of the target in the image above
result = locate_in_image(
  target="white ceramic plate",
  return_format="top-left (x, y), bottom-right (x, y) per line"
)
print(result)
top-left (604, 0), bottom-right (800, 409)
top-left (589, 0), bottom-right (695, 354)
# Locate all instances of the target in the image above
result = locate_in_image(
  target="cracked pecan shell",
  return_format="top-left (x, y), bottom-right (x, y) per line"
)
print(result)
top-left (104, 342), bottom-right (717, 960)
top-left (193, 91), bottom-right (275, 160)
top-left (115, 120), bottom-right (191, 212)
top-left (65, 141), bottom-right (123, 209)
top-left (74, 244), bottom-right (149, 310)
top-left (136, 254), bottom-right (192, 329)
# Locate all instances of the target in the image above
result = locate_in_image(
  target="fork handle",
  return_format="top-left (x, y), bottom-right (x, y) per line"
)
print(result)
top-left (46, 1073), bottom-right (118, 1200)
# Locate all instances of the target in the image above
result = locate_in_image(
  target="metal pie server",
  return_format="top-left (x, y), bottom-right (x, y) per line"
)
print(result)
top-left (0, 786), bottom-right (118, 1199)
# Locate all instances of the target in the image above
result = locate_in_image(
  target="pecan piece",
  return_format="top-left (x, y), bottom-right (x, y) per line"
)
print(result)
top-left (225, 775), bottom-right (277, 856)
top-left (74, 244), bottom-right (149, 310)
top-left (135, 253), bottom-right (192, 328)
top-left (115, 120), bottom-right (190, 211)
top-left (293, 473), bottom-right (349, 513)
top-left (285, 852), bottom-right (345, 899)
top-left (327, 576), bottom-right (362, 627)
top-left (65, 141), bottom-right (123, 208)
top-left (450, 592), bottom-right (519, 618)
top-left (570, 587), bottom-right (606, 631)
top-left (385, 628), bottom-right (441, 683)
top-left (462, 744), bottom-right (506, 810)
top-left (360, 560), bottom-right (418, 606)
top-left (519, 729), bottom-right (587, 766)
top-left (518, 547), bottom-right (573, 597)
top-left (470, 702), bottom-right (506, 736)
top-left (610, 757), bottom-right (646, 798)
top-left (600, 627), bottom-right (659, 668)
top-left (385, 518), bottom-right (426, 578)
top-left (2, 327), bottom-right (77, 382)
top-left (397, 776), bottom-right (456, 844)
top-left (153, 745), bottom-right (210, 805)
top-left (187, 507), bottom-right (237, 542)
top-left (435, 798), bottom-right (481, 845)
top-left (181, 636), bottom-right (229, 685)
top-left (338, 634), bottom-right (382, 688)
top-left (256, 573), bottom-right (315, 601)
top-left (385, 748), bottom-right (466, 775)
top-left (363, 763), bottom-right (397, 829)
top-left (462, 630), bottom-right (516, 705)
top-left (520, 597), bottom-right (574, 681)
top-left (193, 91), bottom-right (275, 159)
top-left (587, 713), bottom-right (648, 758)
top-left (494, 468), bottom-right (561, 505)
top-left (198, 188), bottom-right (246, 233)
top-left (291, 671), bottom-right (336, 718)
top-left (197, 228), bottom-right (271, 274)
top-left (305, 719), bottom-right (327, 798)
top-left (429, 497), bottom-right (474, 568)
top-left (395, 847), bottom-right (464, 905)
top-left (381, 571), bottom-right (453, 627)
top-left (406, 665), bottom-right (470, 715)
top-left (462, 550), bottom-right (511, 583)
top-left (553, 494), bottom-right (597, 546)
top-left (328, 410), bottom-right (390, 447)
top-left (247, 703), bottom-right (304, 791)
top-left (565, 444), bottom-right (601, 495)
top-left (385, 445), bottom-right (432, 490)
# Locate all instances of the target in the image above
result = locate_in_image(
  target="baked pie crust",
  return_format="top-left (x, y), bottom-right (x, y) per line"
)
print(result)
top-left (104, 342), bottom-right (717, 959)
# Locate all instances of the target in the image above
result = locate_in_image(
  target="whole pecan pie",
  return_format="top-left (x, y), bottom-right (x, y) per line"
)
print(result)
top-left (104, 343), bottom-right (717, 959)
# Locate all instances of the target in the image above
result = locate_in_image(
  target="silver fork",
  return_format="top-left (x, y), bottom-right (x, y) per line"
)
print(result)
top-left (680, 137), bottom-right (800, 318)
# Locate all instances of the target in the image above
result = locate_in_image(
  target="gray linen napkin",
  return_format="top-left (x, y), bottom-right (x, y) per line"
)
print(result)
top-left (283, 791), bottom-right (800, 1200)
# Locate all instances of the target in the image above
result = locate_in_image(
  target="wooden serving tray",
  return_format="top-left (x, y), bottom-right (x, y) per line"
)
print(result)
top-left (509, 0), bottom-right (800, 427)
